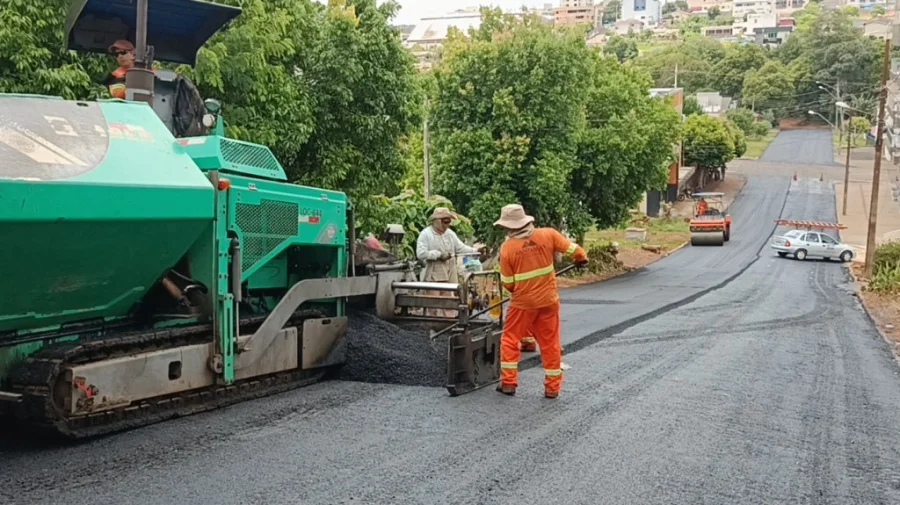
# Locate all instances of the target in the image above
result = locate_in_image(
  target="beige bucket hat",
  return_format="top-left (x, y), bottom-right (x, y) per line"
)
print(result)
top-left (494, 204), bottom-right (534, 229)
top-left (430, 207), bottom-right (456, 221)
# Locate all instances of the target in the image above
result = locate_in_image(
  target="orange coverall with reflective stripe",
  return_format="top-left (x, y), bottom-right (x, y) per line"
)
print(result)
top-left (499, 228), bottom-right (587, 393)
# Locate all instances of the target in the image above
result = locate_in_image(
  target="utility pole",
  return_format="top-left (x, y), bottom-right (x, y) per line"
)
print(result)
top-left (423, 96), bottom-right (431, 199)
top-left (843, 108), bottom-right (852, 216)
top-left (674, 63), bottom-right (678, 88)
top-left (864, 38), bottom-right (892, 279)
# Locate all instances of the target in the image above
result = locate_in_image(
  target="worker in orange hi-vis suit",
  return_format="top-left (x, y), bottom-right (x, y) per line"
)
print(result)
top-left (493, 204), bottom-right (588, 399)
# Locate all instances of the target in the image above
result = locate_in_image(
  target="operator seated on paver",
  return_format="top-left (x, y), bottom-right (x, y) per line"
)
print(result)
top-left (416, 207), bottom-right (482, 318)
top-left (493, 204), bottom-right (588, 399)
top-left (103, 40), bottom-right (137, 99)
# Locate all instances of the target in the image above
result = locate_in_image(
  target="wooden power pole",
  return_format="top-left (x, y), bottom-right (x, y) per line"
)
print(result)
top-left (864, 38), bottom-right (892, 279)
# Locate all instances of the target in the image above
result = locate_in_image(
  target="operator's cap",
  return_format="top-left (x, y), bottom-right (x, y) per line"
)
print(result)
top-left (108, 39), bottom-right (135, 53)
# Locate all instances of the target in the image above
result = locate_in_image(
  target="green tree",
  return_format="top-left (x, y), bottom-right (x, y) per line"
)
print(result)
top-left (712, 43), bottom-right (768, 98)
top-left (777, 4), bottom-right (881, 100)
top-left (604, 0), bottom-right (622, 23)
top-left (432, 9), bottom-right (593, 244)
top-left (571, 55), bottom-right (682, 230)
top-left (186, 0), bottom-right (421, 223)
top-left (603, 35), bottom-right (639, 63)
top-left (708, 6), bottom-right (722, 18)
top-left (683, 114), bottom-right (735, 170)
top-left (632, 37), bottom-right (726, 93)
top-left (724, 108), bottom-right (755, 136)
top-left (432, 10), bottom-right (681, 244)
top-left (0, 0), bottom-right (110, 99)
top-left (723, 119), bottom-right (747, 158)
top-left (683, 96), bottom-right (704, 116)
top-left (742, 61), bottom-right (795, 112)
top-left (872, 5), bottom-right (887, 17)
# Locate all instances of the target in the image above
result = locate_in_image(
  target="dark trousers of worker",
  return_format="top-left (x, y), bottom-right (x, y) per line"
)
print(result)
top-left (500, 302), bottom-right (562, 393)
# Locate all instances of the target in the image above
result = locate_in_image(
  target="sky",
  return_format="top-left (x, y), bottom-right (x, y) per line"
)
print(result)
top-left (384, 0), bottom-right (551, 25)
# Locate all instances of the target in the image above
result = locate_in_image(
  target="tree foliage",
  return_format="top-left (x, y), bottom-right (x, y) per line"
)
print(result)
top-left (572, 56), bottom-right (682, 230)
top-left (683, 115), bottom-right (735, 170)
top-left (603, 35), bottom-right (639, 63)
top-left (0, 0), bottom-right (110, 99)
top-left (432, 9), bottom-right (681, 245)
top-left (356, 191), bottom-right (475, 258)
top-left (632, 37), bottom-right (726, 93)
top-left (632, 3), bottom-right (880, 125)
top-left (742, 61), bottom-right (795, 112)
top-left (712, 44), bottom-right (768, 99)
top-left (432, 9), bottom-right (592, 245)
top-left (184, 0), bottom-right (421, 223)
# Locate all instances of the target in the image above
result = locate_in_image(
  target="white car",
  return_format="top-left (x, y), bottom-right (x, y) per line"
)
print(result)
top-left (770, 229), bottom-right (856, 262)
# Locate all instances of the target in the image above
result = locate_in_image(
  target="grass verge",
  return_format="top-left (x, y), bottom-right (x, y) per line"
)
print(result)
top-left (742, 129), bottom-right (779, 159)
top-left (557, 216), bottom-right (691, 288)
top-left (832, 131), bottom-right (869, 149)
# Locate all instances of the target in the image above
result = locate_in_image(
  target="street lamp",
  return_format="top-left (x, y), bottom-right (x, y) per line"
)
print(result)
top-left (817, 81), bottom-right (843, 144)
top-left (808, 110), bottom-right (836, 129)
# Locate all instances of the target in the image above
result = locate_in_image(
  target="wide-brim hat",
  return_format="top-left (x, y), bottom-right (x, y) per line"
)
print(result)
top-left (430, 207), bottom-right (456, 221)
top-left (494, 204), bottom-right (534, 229)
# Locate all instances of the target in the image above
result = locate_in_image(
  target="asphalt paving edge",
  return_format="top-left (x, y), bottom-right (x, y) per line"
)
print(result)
top-left (518, 176), bottom-right (791, 371)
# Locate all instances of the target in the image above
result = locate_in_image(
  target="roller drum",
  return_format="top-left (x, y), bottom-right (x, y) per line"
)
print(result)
top-left (691, 231), bottom-right (725, 246)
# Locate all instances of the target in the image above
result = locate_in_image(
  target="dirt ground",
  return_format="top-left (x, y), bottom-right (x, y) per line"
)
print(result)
top-left (778, 117), bottom-right (831, 130)
top-left (850, 263), bottom-right (900, 353)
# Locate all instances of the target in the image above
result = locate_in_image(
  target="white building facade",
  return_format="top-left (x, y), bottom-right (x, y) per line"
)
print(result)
top-left (621, 0), bottom-right (662, 25)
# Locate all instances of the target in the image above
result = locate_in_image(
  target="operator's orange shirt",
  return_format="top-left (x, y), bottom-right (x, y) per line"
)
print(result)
top-left (499, 228), bottom-right (587, 310)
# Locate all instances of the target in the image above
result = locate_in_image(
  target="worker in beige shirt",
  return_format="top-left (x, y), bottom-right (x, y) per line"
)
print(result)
top-left (416, 207), bottom-right (478, 317)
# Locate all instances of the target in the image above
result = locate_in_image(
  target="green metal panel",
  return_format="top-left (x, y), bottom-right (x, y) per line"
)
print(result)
top-left (181, 135), bottom-right (288, 181)
top-left (0, 95), bottom-right (214, 336)
top-left (226, 174), bottom-right (348, 279)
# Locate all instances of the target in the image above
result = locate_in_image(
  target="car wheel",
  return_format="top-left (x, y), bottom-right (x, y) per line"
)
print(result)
top-left (777, 252), bottom-right (787, 257)
top-left (724, 226), bottom-right (730, 242)
top-left (840, 250), bottom-right (853, 263)
top-left (795, 249), bottom-right (807, 261)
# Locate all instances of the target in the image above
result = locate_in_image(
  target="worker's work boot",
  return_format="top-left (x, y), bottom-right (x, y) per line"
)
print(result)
top-left (544, 390), bottom-right (559, 399)
top-left (496, 384), bottom-right (516, 396)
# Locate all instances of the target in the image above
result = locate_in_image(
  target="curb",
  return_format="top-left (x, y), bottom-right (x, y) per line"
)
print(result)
top-left (664, 240), bottom-right (690, 257)
top-left (844, 264), bottom-right (900, 363)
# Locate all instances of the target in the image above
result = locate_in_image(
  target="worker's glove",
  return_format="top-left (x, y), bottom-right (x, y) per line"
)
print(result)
top-left (575, 259), bottom-right (589, 269)
top-left (440, 251), bottom-right (452, 261)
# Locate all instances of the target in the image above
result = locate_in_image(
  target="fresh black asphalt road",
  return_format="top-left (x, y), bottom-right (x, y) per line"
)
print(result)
top-left (4, 131), bottom-right (900, 505)
top-left (759, 128), bottom-right (841, 166)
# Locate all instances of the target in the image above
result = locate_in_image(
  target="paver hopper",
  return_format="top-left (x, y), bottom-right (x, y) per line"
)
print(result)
top-left (689, 192), bottom-right (731, 246)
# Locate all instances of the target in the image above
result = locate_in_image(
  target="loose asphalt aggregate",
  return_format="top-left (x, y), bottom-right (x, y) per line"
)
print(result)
top-left (3, 130), bottom-right (900, 505)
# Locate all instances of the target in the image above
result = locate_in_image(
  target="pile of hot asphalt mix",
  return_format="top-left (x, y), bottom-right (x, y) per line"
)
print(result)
top-left (338, 310), bottom-right (448, 387)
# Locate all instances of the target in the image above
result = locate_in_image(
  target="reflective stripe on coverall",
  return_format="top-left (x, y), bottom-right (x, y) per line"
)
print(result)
top-left (498, 228), bottom-right (586, 393)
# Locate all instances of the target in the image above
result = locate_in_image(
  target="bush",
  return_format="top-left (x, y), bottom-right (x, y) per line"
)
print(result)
top-left (555, 242), bottom-right (623, 275)
top-left (751, 121), bottom-right (770, 137)
top-left (869, 241), bottom-right (900, 292)
top-left (356, 191), bottom-right (475, 259)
